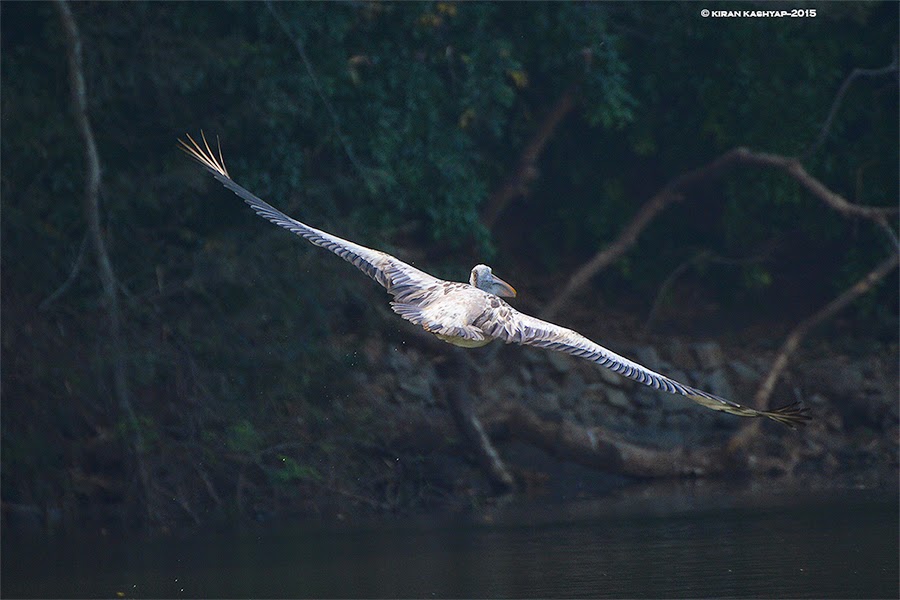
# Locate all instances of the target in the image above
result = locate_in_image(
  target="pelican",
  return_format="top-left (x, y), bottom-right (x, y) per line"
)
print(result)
top-left (180, 133), bottom-right (809, 428)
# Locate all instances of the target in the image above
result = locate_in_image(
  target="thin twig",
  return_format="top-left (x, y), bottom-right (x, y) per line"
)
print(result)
top-left (173, 485), bottom-right (202, 525)
top-left (265, 1), bottom-right (368, 180)
top-left (38, 234), bottom-right (88, 312)
top-left (642, 250), bottom-right (711, 336)
top-left (322, 482), bottom-right (387, 510)
top-left (190, 459), bottom-right (223, 508)
top-left (642, 242), bottom-right (778, 335)
top-left (803, 57), bottom-right (899, 159)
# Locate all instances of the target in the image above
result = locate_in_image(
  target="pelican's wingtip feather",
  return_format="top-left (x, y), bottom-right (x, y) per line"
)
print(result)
top-left (763, 401), bottom-right (812, 429)
top-left (178, 131), bottom-right (229, 178)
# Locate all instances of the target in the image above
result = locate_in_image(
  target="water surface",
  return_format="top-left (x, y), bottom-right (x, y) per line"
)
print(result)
top-left (4, 488), bottom-right (897, 598)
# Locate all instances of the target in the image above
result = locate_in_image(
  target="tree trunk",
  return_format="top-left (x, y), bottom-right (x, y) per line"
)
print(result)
top-left (441, 350), bottom-right (515, 492)
top-left (55, 0), bottom-right (154, 522)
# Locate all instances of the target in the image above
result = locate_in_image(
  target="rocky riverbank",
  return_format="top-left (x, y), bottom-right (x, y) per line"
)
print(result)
top-left (353, 334), bottom-right (898, 493)
top-left (4, 328), bottom-right (894, 533)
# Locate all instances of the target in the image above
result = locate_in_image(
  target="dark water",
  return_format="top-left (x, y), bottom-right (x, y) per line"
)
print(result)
top-left (3, 490), bottom-right (897, 599)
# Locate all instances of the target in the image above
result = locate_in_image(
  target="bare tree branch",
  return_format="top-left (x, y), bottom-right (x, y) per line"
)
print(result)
top-left (728, 251), bottom-right (899, 453)
top-left (265, 1), bottom-right (369, 180)
top-left (876, 218), bottom-right (900, 250)
top-left (540, 148), bottom-right (745, 319)
top-left (803, 57), bottom-right (899, 159)
top-left (483, 399), bottom-right (728, 478)
top-left (481, 86), bottom-right (578, 229)
top-left (733, 148), bottom-right (898, 221)
top-left (382, 398), bottom-right (729, 479)
top-left (55, 0), bottom-right (154, 521)
top-left (542, 147), bottom-right (898, 320)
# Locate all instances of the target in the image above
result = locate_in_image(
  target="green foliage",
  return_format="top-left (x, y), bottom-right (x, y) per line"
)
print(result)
top-left (1, 1), bottom-right (896, 526)
top-left (526, 3), bottom-right (896, 300)
top-left (272, 456), bottom-right (322, 485)
top-left (226, 419), bottom-right (262, 456)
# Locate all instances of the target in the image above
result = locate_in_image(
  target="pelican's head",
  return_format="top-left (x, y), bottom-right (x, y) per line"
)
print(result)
top-left (470, 264), bottom-right (517, 298)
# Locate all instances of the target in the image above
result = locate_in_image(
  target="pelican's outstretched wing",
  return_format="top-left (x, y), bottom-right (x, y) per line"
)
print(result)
top-left (478, 307), bottom-right (810, 427)
top-left (179, 133), bottom-right (441, 305)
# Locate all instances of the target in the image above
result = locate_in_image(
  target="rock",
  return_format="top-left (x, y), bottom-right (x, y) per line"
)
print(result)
top-left (538, 391), bottom-right (560, 412)
top-left (728, 360), bottom-right (760, 383)
top-left (575, 384), bottom-right (600, 404)
top-left (808, 392), bottom-right (829, 406)
top-left (636, 405), bottom-right (664, 429)
top-left (361, 338), bottom-right (385, 368)
top-left (604, 411), bottom-right (637, 434)
top-left (656, 369), bottom-right (692, 416)
top-left (398, 374), bottom-right (432, 403)
top-left (597, 365), bottom-right (627, 388)
top-left (374, 372), bottom-right (395, 392)
top-left (521, 348), bottom-right (544, 365)
top-left (577, 386), bottom-right (607, 421)
top-left (799, 356), bottom-right (899, 427)
top-left (666, 338), bottom-right (697, 370)
top-left (604, 387), bottom-right (632, 411)
top-left (824, 408), bottom-right (844, 432)
top-left (481, 384), bottom-right (500, 404)
top-left (699, 368), bottom-right (735, 401)
top-left (405, 347), bottom-right (421, 364)
top-left (666, 369), bottom-right (691, 388)
top-left (633, 389), bottom-right (659, 409)
top-left (532, 365), bottom-right (557, 392)
top-left (692, 342), bottom-right (725, 370)
top-left (665, 412), bottom-right (693, 430)
top-left (633, 346), bottom-right (661, 372)
top-left (518, 365), bottom-right (533, 384)
top-left (350, 370), bottom-right (369, 388)
top-left (386, 345), bottom-right (414, 373)
top-left (800, 356), bottom-right (863, 399)
top-left (560, 371), bottom-right (586, 409)
top-left (546, 351), bottom-right (574, 374)
top-left (497, 375), bottom-right (519, 395)
top-left (657, 389), bottom-right (684, 413)
top-left (712, 410), bottom-right (737, 429)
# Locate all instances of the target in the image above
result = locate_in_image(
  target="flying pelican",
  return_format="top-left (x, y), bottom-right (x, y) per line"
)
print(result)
top-left (180, 133), bottom-right (809, 428)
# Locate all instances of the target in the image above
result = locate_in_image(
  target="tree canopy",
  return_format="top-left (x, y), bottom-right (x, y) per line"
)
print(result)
top-left (2, 1), bottom-right (897, 527)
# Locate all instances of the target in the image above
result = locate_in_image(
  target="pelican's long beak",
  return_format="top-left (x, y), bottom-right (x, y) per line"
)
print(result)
top-left (488, 274), bottom-right (517, 298)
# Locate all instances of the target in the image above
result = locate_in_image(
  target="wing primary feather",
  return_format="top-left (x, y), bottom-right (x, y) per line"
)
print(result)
top-left (486, 308), bottom-right (810, 428)
top-left (182, 133), bottom-right (812, 430)
top-left (180, 133), bottom-right (442, 302)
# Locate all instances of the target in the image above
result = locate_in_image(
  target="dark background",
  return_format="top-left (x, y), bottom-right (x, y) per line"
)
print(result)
top-left (2, 2), bottom-right (897, 531)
